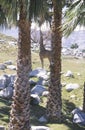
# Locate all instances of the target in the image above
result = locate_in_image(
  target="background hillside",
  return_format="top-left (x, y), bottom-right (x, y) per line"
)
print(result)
top-left (0, 27), bottom-right (85, 49)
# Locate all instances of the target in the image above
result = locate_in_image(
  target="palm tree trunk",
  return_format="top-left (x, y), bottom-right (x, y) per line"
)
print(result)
top-left (9, 1), bottom-right (31, 130)
top-left (83, 82), bottom-right (85, 112)
top-left (46, 0), bottom-right (62, 122)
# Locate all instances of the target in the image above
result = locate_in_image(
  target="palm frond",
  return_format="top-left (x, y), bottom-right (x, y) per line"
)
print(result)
top-left (63, 0), bottom-right (85, 37)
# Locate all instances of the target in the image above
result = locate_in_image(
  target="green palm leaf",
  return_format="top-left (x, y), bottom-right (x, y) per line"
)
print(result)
top-left (63, 0), bottom-right (85, 37)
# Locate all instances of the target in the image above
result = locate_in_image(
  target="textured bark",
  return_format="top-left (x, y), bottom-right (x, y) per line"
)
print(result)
top-left (46, 0), bottom-right (62, 122)
top-left (83, 82), bottom-right (85, 112)
top-left (9, 1), bottom-right (31, 130)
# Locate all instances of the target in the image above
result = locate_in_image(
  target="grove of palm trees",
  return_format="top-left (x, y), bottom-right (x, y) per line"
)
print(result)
top-left (0, 0), bottom-right (85, 130)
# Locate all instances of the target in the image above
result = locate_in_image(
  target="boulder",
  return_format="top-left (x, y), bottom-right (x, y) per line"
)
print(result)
top-left (30, 94), bottom-right (40, 105)
top-left (39, 116), bottom-right (47, 123)
top-left (29, 68), bottom-right (48, 79)
top-left (7, 65), bottom-right (16, 70)
top-left (72, 108), bottom-right (85, 127)
top-left (0, 74), bottom-right (15, 90)
top-left (0, 64), bottom-right (7, 70)
top-left (29, 79), bottom-right (36, 86)
top-left (31, 85), bottom-right (47, 96)
top-left (37, 77), bottom-right (49, 86)
top-left (0, 75), bottom-right (7, 89)
top-left (0, 126), bottom-right (5, 130)
top-left (8, 74), bottom-right (16, 83)
top-left (4, 60), bottom-right (13, 65)
top-left (0, 84), bottom-right (14, 99)
top-left (42, 91), bottom-right (49, 97)
top-left (61, 82), bottom-right (66, 87)
top-left (66, 83), bottom-right (80, 92)
top-left (64, 70), bottom-right (74, 78)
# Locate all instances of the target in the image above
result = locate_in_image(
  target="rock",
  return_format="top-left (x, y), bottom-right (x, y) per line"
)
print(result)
top-left (9, 41), bottom-right (17, 45)
top-left (0, 64), bottom-right (7, 70)
top-left (66, 83), bottom-right (80, 92)
top-left (4, 60), bottom-right (13, 65)
top-left (30, 94), bottom-right (40, 105)
top-left (8, 74), bottom-right (16, 83)
top-left (42, 91), bottom-right (49, 97)
top-left (0, 75), bottom-right (7, 90)
top-left (31, 85), bottom-right (47, 96)
top-left (39, 116), bottom-right (47, 123)
top-left (0, 84), bottom-right (14, 99)
top-left (82, 52), bottom-right (85, 58)
top-left (29, 68), bottom-right (48, 79)
top-left (31, 126), bottom-right (50, 130)
top-left (29, 79), bottom-right (36, 86)
top-left (37, 77), bottom-right (49, 86)
top-left (64, 70), bottom-right (74, 78)
top-left (77, 73), bottom-right (81, 76)
top-left (0, 126), bottom-right (5, 130)
top-left (62, 82), bottom-right (66, 87)
top-left (70, 95), bottom-right (76, 98)
top-left (7, 65), bottom-right (16, 70)
top-left (72, 108), bottom-right (85, 127)
top-left (37, 78), bottom-right (44, 85)
top-left (0, 74), bottom-right (15, 90)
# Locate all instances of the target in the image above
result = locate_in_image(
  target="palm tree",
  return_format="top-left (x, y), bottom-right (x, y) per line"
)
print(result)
top-left (63, 0), bottom-right (85, 112)
top-left (9, 0), bottom-right (50, 129)
top-left (10, 1), bottom-right (50, 129)
top-left (46, 0), bottom-right (62, 122)
top-left (0, 0), bottom-right (49, 129)
top-left (9, 1), bottom-right (31, 129)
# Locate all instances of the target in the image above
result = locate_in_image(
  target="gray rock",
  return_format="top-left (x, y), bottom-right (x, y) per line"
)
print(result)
top-left (0, 126), bottom-right (5, 130)
top-left (31, 126), bottom-right (50, 130)
top-left (37, 77), bottom-right (49, 86)
top-left (0, 74), bottom-right (15, 90)
top-left (66, 83), bottom-right (80, 92)
top-left (0, 85), bottom-right (13, 99)
top-left (64, 70), bottom-right (74, 78)
top-left (72, 108), bottom-right (85, 126)
top-left (9, 41), bottom-right (17, 45)
top-left (29, 79), bottom-right (36, 86)
top-left (4, 60), bottom-right (13, 65)
top-left (42, 91), bottom-right (49, 97)
top-left (39, 116), bottom-right (47, 123)
top-left (0, 64), bottom-right (7, 70)
top-left (7, 65), bottom-right (16, 70)
top-left (8, 74), bottom-right (16, 83)
top-left (37, 78), bottom-right (44, 85)
top-left (62, 82), bottom-right (66, 87)
top-left (30, 94), bottom-right (40, 105)
top-left (31, 85), bottom-right (47, 96)
top-left (0, 75), bottom-right (7, 89)
top-left (29, 68), bottom-right (48, 79)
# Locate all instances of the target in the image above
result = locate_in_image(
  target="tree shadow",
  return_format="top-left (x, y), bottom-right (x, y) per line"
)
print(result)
top-left (30, 104), bottom-right (46, 126)
top-left (30, 99), bottom-right (85, 130)
top-left (62, 99), bottom-right (85, 130)
top-left (0, 98), bottom-right (11, 123)
top-left (0, 97), bottom-right (84, 130)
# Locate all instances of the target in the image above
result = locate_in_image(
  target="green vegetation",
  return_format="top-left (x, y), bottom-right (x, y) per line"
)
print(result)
top-left (0, 34), bottom-right (85, 130)
top-left (70, 43), bottom-right (79, 49)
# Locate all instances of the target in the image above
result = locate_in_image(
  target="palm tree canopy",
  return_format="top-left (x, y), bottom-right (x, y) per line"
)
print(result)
top-left (0, 4), bottom-right (7, 27)
top-left (63, 0), bottom-right (85, 37)
top-left (0, 0), bottom-right (49, 27)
